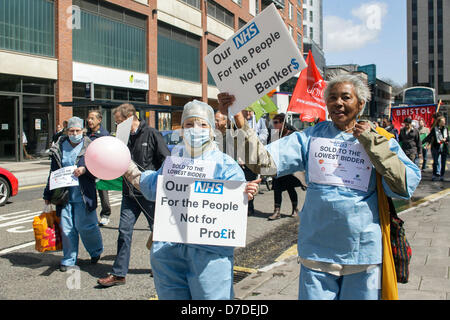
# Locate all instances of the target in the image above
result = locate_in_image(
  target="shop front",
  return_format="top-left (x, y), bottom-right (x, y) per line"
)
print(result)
top-left (0, 74), bottom-right (55, 161)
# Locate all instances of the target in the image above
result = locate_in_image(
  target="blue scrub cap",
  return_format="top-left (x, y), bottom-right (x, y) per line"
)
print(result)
top-left (67, 116), bottom-right (84, 129)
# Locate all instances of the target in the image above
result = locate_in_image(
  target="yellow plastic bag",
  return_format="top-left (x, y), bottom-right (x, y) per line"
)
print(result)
top-left (33, 204), bottom-right (62, 252)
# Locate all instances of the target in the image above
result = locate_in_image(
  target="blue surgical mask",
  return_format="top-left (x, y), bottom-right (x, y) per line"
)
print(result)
top-left (69, 134), bottom-right (83, 144)
top-left (183, 128), bottom-right (211, 148)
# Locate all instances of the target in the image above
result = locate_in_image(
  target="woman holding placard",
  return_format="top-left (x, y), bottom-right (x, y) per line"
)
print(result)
top-left (43, 117), bottom-right (103, 272)
top-left (218, 74), bottom-right (421, 300)
top-left (123, 100), bottom-right (260, 300)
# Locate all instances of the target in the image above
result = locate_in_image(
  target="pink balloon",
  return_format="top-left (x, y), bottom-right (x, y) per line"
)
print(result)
top-left (85, 136), bottom-right (131, 180)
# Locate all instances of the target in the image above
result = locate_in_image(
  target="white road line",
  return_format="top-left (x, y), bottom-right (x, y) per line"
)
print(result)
top-left (0, 241), bottom-right (35, 255)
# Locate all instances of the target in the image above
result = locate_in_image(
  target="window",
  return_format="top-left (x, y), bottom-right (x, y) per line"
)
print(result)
top-left (297, 10), bottom-right (302, 27)
top-left (303, 9), bottom-right (307, 21)
top-left (297, 32), bottom-right (302, 50)
top-left (158, 22), bottom-right (201, 82)
top-left (73, 10), bottom-right (147, 72)
top-left (289, 2), bottom-right (293, 20)
top-left (232, 0), bottom-right (242, 6)
top-left (207, 41), bottom-right (219, 86)
top-left (207, 0), bottom-right (234, 28)
top-left (0, 0), bottom-right (55, 57)
top-left (310, 10), bottom-right (313, 22)
top-left (309, 27), bottom-right (313, 39)
top-left (178, 0), bottom-right (201, 9)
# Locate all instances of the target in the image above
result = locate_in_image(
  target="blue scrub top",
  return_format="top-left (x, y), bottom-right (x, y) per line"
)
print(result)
top-left (61, 139), bottom-right (84, 203)
top-left (139, 145), bottom-right (246, 257)
top-left (266, 121), bottom-right (421, 265)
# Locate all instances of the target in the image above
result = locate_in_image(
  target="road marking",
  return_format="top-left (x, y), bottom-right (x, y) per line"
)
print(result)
top-left (398, 188), bottom-right (450, 215)
top-left (275, 244), bottom-right (297, 262)
top-left (0, 241), bottom-right (35, 255)
top-left (19, 184), bottom-right (47, 191)
top-left (234, 265), bottom-right (258, 274)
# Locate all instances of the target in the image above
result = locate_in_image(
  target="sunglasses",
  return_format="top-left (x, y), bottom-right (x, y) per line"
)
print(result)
top-left (272, 120), bottom-right (281, 124)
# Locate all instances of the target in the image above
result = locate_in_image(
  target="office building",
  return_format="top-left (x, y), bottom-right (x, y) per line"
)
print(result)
top-left (0, 0), bottom-right (303, 161)
top-left (407, 0), bottom-right (450, 113)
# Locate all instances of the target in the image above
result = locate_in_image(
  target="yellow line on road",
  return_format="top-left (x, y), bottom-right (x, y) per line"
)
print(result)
top-left (275, 244), bottom-right (297, 262)
top-left (19, 184), bottom-right (46, 191)
top-left (233, 265), bottom-right (258, 274)
top-left (397, 187), bottom-right (450, 212)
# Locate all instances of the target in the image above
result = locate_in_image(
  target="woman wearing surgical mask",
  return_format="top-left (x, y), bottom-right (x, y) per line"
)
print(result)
top-left (43, 116), bottom-right (103, 272)
top-left (123, 100), bottom-right (260, 300)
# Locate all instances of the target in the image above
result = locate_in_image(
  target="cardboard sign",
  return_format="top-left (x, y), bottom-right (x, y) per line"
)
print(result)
top-left (115, 116), bottom-right (133, 146)
top-left (153, 175), bottom-right (248, 247)
top-left (204, 4), bottom-right (306, 117)
top-left (162, 156), bottom-right (215, 179)
top-left (308, 138), bottom-right (373, 192)
top-left (49, 166), bottom-right (79, 190)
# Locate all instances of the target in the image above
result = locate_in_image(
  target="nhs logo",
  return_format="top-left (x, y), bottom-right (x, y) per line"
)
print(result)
top-left (233, 22), bottom-right (259, 49)
top-left (194, 181), bottom-right (223, 194)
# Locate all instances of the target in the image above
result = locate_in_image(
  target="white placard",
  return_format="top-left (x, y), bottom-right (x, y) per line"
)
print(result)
top-left (153, 175), bottom-right (248, 247)
top-left (49, 165), bottom-right (79, 190)
top-left (204, 4), bottom-right (306, 117)
top-left (162, 156), bottom-right (216, 179)
top-left (115, 116), bottom-right (133, 146)
top-left (308, 137), bottom-right (373, 192)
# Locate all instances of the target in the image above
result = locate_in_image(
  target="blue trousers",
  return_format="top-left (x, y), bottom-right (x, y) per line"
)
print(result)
top-left (431, 147), bottom-right (447, 177)
top-left (150, 243), bottom-right (234, 300)
top-left (298, 264), bottom-right (381, 300)
top-left (112, 195), bottom-right (155, 277)
top-left (60, 201), bottom-right (103, 267)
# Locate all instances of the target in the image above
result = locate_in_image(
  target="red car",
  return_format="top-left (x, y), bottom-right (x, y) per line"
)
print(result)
top-left (0, 167), bottom-right (18, 206)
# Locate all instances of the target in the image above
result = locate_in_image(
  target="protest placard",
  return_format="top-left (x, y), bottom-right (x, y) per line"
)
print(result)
top-left (162, 156), bottom-right (215, 179)
top-left (204, 3), bottom-right (306, 117)
top-left (153, 175), bottom-right (248, 247)
top-left (49, 165), bottom-right (79, 190)
top-left (308, 138), bottom-right (373, 192)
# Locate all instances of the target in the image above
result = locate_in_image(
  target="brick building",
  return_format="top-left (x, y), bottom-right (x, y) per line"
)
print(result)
top-left (0, 0), bottom-right (303, 161)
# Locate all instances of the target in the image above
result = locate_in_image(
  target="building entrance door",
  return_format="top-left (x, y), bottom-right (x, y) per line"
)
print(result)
top-left (0, 95), bottom-right (22, 161)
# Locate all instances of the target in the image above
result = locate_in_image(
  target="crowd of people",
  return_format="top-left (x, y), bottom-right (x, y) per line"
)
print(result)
top-left (42, 73), bottom-right (450, 300)
top-left (377, 112), bottom-right (448, 181)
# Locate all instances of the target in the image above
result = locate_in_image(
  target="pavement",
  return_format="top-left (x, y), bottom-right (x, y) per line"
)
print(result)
top-left (1, 157), bottom-right (450, 300)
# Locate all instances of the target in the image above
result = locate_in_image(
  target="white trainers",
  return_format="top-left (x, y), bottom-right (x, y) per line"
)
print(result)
top-left (99, 216), bottom-right (110, 226)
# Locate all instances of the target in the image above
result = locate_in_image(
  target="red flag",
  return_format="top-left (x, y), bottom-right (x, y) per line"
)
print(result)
top-left (391, 104), bottom-right (437, 131)
top-left (288, 50), bottom-right (327, 122)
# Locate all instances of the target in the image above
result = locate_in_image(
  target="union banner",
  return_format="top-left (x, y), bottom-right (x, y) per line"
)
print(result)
top-left (391, 104), bottom-right (437, 131)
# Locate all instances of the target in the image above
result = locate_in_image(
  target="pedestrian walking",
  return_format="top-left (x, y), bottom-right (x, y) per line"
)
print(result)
top-left (398, 117), bottom-right (422, 167)
top-left (425, 116), bottom-right (448, 181)
top-left (122, 100), bottom-right (259, 300)
top-left (268, 113), bottom-right (306, 220)
top-left (86, 110), bottom-right (112, 226)
top-left (97, 103), bottom-right (169, 287)
top-left (218, 74), bottom-right (421, 300)
top-left (418, 119), bottom-right (430, 171)
top-left (43, 116), bottom-right (103, 272)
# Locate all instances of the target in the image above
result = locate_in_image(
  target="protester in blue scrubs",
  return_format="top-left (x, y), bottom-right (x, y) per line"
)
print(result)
top-left (217, 74), bottom-right (421, 300)
top-left (123, 100), bottom-right (260, 300)
top-left (44, 117), bottom-right (103, 272)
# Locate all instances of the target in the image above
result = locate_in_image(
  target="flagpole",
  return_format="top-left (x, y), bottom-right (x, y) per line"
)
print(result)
top-left (436, 99), bottom-right (442, 113)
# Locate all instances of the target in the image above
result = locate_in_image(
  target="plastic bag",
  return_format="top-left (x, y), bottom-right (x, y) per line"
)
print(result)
top-left (33, 204), bottom-right (62, 252)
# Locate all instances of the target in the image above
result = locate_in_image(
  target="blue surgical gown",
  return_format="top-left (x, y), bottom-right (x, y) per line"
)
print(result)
top-left (265, 121), bottom-right (421, 265)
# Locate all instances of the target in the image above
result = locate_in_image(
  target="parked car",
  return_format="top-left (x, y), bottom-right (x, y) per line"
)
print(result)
top-left (161, 129), bottom-right (183, 152)
top-left (0, 167), bottom-right (19, 206)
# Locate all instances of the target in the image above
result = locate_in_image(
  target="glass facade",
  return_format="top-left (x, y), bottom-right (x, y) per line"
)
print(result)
top-left (72, 10), bottom-right (146, 72)
top-left (0, 0), bottom-right (55, 57)
top-left (158, 22), bottom-right (201, 82)
top-left (0, 74), bottom-right (55, 160)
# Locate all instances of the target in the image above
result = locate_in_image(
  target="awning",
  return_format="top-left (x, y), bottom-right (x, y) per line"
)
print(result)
top-left (59, 100), bottom-right (184, 112)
